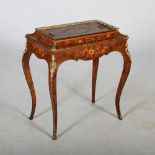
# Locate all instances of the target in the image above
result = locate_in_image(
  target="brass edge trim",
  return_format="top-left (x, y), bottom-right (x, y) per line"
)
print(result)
top-left (35, 20), bottom-right (118, 31)
top-left (50, 55), bottom-right (56, 78)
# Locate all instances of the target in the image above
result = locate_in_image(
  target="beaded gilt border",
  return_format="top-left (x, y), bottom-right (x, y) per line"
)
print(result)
top-left (35, 20), bottom-right (119, 39)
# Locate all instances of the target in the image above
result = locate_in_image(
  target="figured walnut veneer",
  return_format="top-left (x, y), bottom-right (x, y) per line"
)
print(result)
top-left (22, 20), bottom-right (131, 140)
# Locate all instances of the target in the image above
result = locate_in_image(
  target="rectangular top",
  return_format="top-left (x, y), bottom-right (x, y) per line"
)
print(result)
top-left (28, 20), bottom-right (121, 50)
top-left (36, 20), bottom-right (118, 40)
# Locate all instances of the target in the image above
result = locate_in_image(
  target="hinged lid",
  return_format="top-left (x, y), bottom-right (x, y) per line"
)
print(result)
top-left (28, 20), bottom-right (120, 50)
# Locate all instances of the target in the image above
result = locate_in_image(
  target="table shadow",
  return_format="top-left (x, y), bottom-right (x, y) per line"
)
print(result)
top-left (58, 103), bottom-right (117, 139)
top-left (123, 94), bottom-right (151, 117)
top-left (16, 88), bottom-right (150, 139)
top-left (28, 121), bottom-right (51, 138)
top-left (57, 109), bottom-right (97, 138)
top-left (34, 107), bottom-right (51, 119)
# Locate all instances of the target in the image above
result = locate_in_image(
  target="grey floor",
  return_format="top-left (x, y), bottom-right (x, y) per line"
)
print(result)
top-left (0, 41), bottom-right (155, 155)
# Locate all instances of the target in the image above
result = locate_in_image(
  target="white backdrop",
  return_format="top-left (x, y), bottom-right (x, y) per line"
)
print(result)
top-left (0, 1), bottom-right (155, 155)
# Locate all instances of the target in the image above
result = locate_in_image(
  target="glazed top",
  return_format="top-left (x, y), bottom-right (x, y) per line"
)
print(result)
top-left (35, 20), bottom-right (118, 40)
top-left (26, 20), bottom-right (124, 50)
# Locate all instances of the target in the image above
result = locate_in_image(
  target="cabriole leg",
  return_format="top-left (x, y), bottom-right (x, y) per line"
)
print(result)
top-left (22, 48), bottom-right (36, 120)
top-left (115, 47), bottom-right (131, 120)
top-left (48, 55), bottom-right (59, 140)
top-left (92, 58), bottom-right (99, 103)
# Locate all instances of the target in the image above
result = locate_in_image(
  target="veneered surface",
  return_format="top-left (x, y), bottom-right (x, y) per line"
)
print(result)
top-left (40, 21), bottom-right (115, 40)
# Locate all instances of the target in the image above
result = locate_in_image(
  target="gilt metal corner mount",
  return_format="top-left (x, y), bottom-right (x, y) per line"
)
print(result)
top-left (50, 55), bottom-right (56, 78)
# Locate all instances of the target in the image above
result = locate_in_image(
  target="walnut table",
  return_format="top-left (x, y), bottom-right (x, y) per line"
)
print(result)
top-left (22, 20), bottom-right (131, 140)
